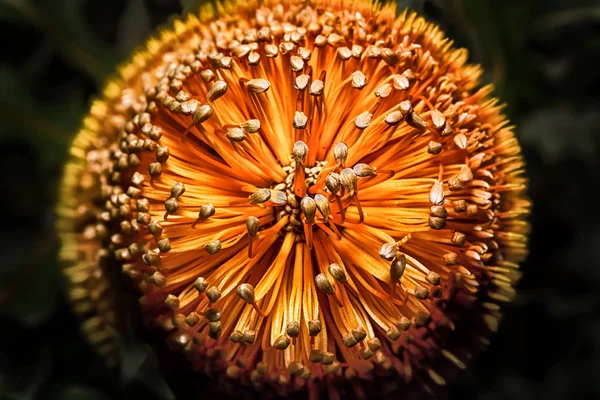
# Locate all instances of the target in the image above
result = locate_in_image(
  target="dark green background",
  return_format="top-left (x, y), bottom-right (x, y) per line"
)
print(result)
top-left (1, 0), bottom-right (599, 399)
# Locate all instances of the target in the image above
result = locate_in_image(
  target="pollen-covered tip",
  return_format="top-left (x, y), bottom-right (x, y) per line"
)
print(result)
top-left (286, 321), bottom-right (300, 338)
top-left (321, 352), bottom-right (334, 366)
top-left (397, 317), bottom-right (412, 331)
top-left (149, 162), bottom-right (162, 178)
top-left (407, 111), bottom-right (427, 130)
top-left (342, 333), bottom-right (358, 348)
top-left (226, 127), bottom-right (247, 143)
top-left (392, 74), bottom-right (410, 90)
top-left (200, 69), bottom-right (215, 82)
top-left (353, 163), bottom-right (376, 177)
top-left (315, 273), bottom-right (334, 295)
top-left (452, 231), bottom-right (466, 246)
top-left (375, 83), bottom-right (392, 98)
top-left (426, 271), bottom-right (441, 285)
top-left (308, 319), bottom-right (322, 336)
top-left (279, 41), bottom-right (294, 55)
top-left (164, 294), bottom-right (180, 310)
top-left (242, 330), bottom-right (256, 344)
top-left (157, 238), bottom-right (171, 253)
top-left (314, 194), bottom-right (331, 218)
top-left (467, 204), bottom-right (478, 218)
top-left (206, 286), bottom-right (222, 303)
top-left (293, 111), bottom-right (308, 129)
top-left (309, 79), bottom-right (324, 96)
top-left (246, 216), bottom-right (260, 237)
top-left (297, 47), bottom-right (311, 61)
top-left (399, 100), bottom-right (412, 116)
top-left (194, 277), bottom-right (208, 293)
top-left (247, 78), bottom-right (270, 93)
top-left (430, 205), bottom-right (448, 219)
top-left (288, 361), bottom-right (305, 376)
top-left (208, 321), bottom-right (222, 337)
top-left (333, 142), bottom-right (348, 166)
top-left (429, 216), bottom-right (446, 230)
top-left (148, 220), bottom-right (163, 237)
top-left (381, 47), bottom-right (399, 66)
top-left (325, 172), bottom-right (341, 195)
top-left (459, 164), bottom-right (474, 183)
top-left (328, 263), bottom-right (347, 283)
top-left (193, 104), bottom-right (213, 124)
top-left (131, 172), bottom-right (145, 187)
top-left (164, 197), bottom-right (179, 214)
top-left (205, 308), bottom-right (221, 322)
top-left (453, 199), bottom-right (467, 212)
top-left (448, 176), bottom-right (464, 191)
top-left (301, 196), bottom-right (317, 223)
top-left (428, 140), bottom-right (443, 154)
top-left (431, 109), bottom-right (446, 130)
top-left (443, 252), bottom-right (458, 266)
top-left (198, 203), bottom-right (215, 222)
top-left (367, 337), bottom-right (382, 351)
top-left (292, 140), bottom-right (309, 165)
top-left (171, 182), bottom-right (185, 198)
top-left (339, 168), bottom-right (358, 196)
top-left (290, 55), bottom-right (304, 72)
top-left (269, 190), bottom-right (287, 206)
top-left (430, 180), bottom-right (445, 205)
top-left (236, 283), bottom-right (255, 304)
top-left (156, 145), bottom-right (169, 163)
top-left (454, 133), bottom-right (468, 150)
top-left (390, 254), bottom-right (406, 283)
top-left (379, 242), bottom-right (397, 261)
top-left (127, 186), bottom-right (141, 198)
top-left (354, 111), bottom-right (372, 129)
top-left (229, 330), bottom-right (243, 343)
top-left (249, 188), bottom-right (271, 204)
top-left (415, 287), bottom-right (429, 300)
top-left (273, 335), bottom-right (290, 350)
top-left (386, 327), bottom-right (401, 341)
top-left (336, 46), bottom-right (352, 60)
top-left (207, 80), bottom-right (228, 101)
top-left (351, 71), bottom-right (367, 89)
top-left (240, 119), bottom-right (261, 133)
top-left (149, 125), bottom-right (162, 140)
top-left (149, 271), bottom-right (165, 288)
top-left (309, 349), bottom-right (324, 363)
top-left (384, 110), bottom-right (404, 126)
top-left (204, 239), bottom-right (222, 254)
top-left (294, 74), bottom-right (310, 91)
top-left (351, 326), bottom-right (367, 342)
top-left (137, 212), bottom-right (151, 225)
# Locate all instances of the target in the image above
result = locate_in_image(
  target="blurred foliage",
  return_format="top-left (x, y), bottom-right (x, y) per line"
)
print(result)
top-left (1, 0), bottom-right (599, 399)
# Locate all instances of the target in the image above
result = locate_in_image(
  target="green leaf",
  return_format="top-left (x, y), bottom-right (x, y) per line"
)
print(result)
top-left (54, 386), bottom-right (111, 400)
top-left (519, 106), bottom-right (600, 164)
top-left (116, 0), bottom-right (151, 57)
top-left (534, 6), bottom-right (600, 33)
top-left (0, 66), bottom-right (83, 168)
top-left (118, 329), bottom-right (176, 400)
top-left (0, 249), bottom-right (60, 328)
top-left (0, 0), bottom-right (119, 83)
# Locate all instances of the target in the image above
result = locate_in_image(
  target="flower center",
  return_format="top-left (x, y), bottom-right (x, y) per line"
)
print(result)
top-left (244, 140), bottom-right (386, 251)
top-left (274, 158), bottom-right (328, 235)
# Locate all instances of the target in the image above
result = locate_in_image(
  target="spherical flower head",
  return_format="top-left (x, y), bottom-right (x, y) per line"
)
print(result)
top-left (56, 0), bottom-right (531, 396)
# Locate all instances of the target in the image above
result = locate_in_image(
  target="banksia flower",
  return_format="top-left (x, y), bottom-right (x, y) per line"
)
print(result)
top-left (57, 0), bottom-right (531, 397)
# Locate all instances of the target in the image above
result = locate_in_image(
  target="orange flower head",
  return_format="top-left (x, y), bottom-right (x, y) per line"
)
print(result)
top-left (57, 0), bottom-right (531, 397)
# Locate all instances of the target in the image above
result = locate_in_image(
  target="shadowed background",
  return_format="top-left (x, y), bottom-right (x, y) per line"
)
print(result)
top-left (1, 0), bottom-right (599, 399)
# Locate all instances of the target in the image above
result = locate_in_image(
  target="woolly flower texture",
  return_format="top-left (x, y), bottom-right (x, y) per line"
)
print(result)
top-left (56, 0), bottom-right (531, 397)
